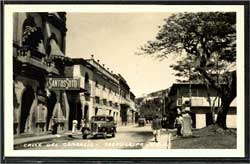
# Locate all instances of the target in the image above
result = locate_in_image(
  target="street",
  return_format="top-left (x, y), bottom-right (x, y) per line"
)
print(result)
top-left (15, 124), bottom-right (171, 150)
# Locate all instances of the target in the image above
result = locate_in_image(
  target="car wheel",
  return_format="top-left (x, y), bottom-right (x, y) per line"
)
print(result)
top-left (82, 134), bottom-right (87, 139)
top-left (112, 132), bottom-right (115, 137)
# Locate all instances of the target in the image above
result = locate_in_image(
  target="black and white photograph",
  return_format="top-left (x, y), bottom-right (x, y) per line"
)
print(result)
top-left (2, 4), bottom-right (247, 158)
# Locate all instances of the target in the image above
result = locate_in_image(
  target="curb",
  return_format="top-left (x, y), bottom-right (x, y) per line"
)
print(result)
top-left (14, 132), bottom-right (82, 147)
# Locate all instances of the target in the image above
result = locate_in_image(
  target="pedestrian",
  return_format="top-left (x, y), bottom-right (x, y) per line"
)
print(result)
top-left (162, 114), bottom-right (168, 129)
top-left (174, 113), bottom-right (183, 136)
top-left (80, 118), bottom-right (85, 129)
top-left (174, 108), bottom-right (183, 136)
top-left (151, 114), bottom-right (162, 143)
top-left (51, 116), bottom-right (58, 135)
top-left (181, 107), bottom-right (193, 137)
top-left (72, 120), bottom-right (78, 135)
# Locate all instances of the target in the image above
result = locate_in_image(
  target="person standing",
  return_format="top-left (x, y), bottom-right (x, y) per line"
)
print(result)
top-left (181, 108), bottom-right (193, 137)
top-left (72, 120), bottom-right (78, 135)
top-left (152, 114), bottom-right (162, 142)
top-left (174, 113), bottom-right (183, 136)
top-left (51, 116), bottom-right (58, 135)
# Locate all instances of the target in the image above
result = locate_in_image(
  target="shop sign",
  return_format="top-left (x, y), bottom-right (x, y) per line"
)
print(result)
top-left (46, 78), bottom-right (80, 90)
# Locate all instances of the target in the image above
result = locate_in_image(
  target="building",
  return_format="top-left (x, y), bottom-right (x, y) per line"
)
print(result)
top-left (64, 56), bottom-right (138, 129)
top-left (168, 83), bottom-right (237, 129)
top-left (136, 89), bottom-right (169, 121)
top-left (13, 12), bottom-right (69, 135)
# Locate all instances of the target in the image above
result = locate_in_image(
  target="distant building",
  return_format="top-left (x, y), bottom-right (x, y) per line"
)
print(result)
top-left (65, 57), bottom-right (138, 128)
top-left (13, 12), bottom-right (69, 135)
top-left (168, 83), bottom-right (236, 129)
top-left (136, 89), bottom-right (169, 121)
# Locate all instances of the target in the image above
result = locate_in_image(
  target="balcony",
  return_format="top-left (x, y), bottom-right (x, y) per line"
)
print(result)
top-left (175, 97), bottom-right (220, 107)
top-left (14, 46), bottom-right (59, 74)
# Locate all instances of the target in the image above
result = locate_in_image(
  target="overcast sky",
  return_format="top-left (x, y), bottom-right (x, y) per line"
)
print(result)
top-left (66, 13), bottom-right (178, 97)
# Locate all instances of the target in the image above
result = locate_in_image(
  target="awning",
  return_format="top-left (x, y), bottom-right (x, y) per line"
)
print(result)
top-left (49, 39), bottom-right (65, 59)
top-left (45, 22), bottom-right (65, 59)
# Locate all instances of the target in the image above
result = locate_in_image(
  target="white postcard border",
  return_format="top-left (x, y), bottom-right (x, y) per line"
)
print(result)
top-left (4, 4), bottom-right (245, 157)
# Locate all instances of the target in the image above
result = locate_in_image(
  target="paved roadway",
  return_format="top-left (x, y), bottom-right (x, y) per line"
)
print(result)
top-left (16, 124), bottom-right (166, 150)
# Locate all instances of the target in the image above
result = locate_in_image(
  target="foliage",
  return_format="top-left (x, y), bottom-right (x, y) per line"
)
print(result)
top-left (139, 12), bottom-right (236, 129)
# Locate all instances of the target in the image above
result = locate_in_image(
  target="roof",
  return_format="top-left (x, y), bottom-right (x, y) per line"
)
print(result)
top-left (92, 115), bottom-right (113, 118)
top-left (168, 83), bottom-right (210, 96)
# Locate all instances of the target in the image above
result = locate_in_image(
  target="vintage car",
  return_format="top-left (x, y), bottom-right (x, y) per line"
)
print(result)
top-left (82, 115), bottom-right (116, 139)
top-left (138, 117), bottom-right (146, 127)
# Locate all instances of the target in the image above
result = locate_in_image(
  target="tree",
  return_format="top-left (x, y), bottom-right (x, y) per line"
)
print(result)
top-left (139, 12), bottom-right (236, 129)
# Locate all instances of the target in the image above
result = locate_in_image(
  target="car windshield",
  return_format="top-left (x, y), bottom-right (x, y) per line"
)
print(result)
top-left (92, 117), bottom-right (106, 121)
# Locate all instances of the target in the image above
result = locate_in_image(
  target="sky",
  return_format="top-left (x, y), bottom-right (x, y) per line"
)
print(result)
top-left (66, 13), bottom-right (178, 97)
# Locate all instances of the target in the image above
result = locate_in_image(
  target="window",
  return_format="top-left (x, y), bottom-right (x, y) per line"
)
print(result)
top-left (95, 96), bottom-right (100, 104)
top-left (103, 99), bottom-right (107, 105)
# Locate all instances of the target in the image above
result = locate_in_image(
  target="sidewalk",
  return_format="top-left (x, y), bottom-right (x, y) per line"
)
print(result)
top-left (143, 129), bottom-right (172, 149)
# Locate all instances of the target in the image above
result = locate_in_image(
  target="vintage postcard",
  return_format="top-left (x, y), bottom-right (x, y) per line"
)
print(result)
top-left (3, 4), bottom-right (246, 158)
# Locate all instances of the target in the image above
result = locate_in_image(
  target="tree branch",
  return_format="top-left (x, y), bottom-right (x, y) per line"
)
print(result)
top-left (196, 67), bottom-right (222, 93)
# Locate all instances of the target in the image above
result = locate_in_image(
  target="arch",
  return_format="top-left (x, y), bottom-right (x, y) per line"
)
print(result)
top-left (20, 85), bottom-right (35, 133)
top-left (22, 15), bottom-right (43, 49)
top-left (46, 91), bottom-right (57, 131)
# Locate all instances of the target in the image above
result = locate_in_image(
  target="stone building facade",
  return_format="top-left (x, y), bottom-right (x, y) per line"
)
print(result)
top-left (13, 12), bottom-right (137, 137)
top-left (13, 12), bottom-right (69, 136)
top-left (64, 56), bottom-right (138, 129)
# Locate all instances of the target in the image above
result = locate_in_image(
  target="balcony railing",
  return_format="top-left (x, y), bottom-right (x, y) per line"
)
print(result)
top-left (14, 45), bottom-right (59, 74)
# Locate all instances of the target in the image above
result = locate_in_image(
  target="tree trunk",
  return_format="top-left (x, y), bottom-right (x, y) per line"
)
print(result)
top-left (216, 101), bottom-right (230, 129)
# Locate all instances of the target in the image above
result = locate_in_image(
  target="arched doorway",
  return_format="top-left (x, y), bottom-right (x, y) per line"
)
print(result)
top-left (20, 85), bottom-right (35, 133)
top-left (46, 91), bottom-right (57, 131)
top-left (68, 100), bottom-right (82, 131)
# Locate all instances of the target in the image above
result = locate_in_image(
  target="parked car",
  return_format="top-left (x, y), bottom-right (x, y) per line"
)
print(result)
top-left (138, 117), bottom-right (146, 127)
top-left (82, 115), bottom-right (116, 139)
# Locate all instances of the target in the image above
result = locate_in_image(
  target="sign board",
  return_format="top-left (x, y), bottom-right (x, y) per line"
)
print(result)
top-left (46, 78), bottom-right (80, 90)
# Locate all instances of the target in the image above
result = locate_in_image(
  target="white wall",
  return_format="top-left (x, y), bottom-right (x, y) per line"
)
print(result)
top-left (196, 114), bottom-right (206, 129)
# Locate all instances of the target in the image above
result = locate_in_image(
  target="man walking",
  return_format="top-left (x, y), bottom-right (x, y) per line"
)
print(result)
top-left (152, 114), bottom-right (162, 142)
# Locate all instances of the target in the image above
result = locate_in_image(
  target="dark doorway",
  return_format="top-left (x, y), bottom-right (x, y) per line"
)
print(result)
top-left (206, 112), bottom-right (213, 126)
top-left (76, 102), bottom-right (82, 130)
top-left (20, 86), bottom-right (35, 133)
top-left (189, 112), bottom-right (196, 128)
top-left (120, 105), bottom-right (128, 125)
top-left (69, 101), bottom-right (82, 130)
top-left (84, 105), bottom-right (89, 122)
top-left (46, 91), bottom-right (57, 131)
